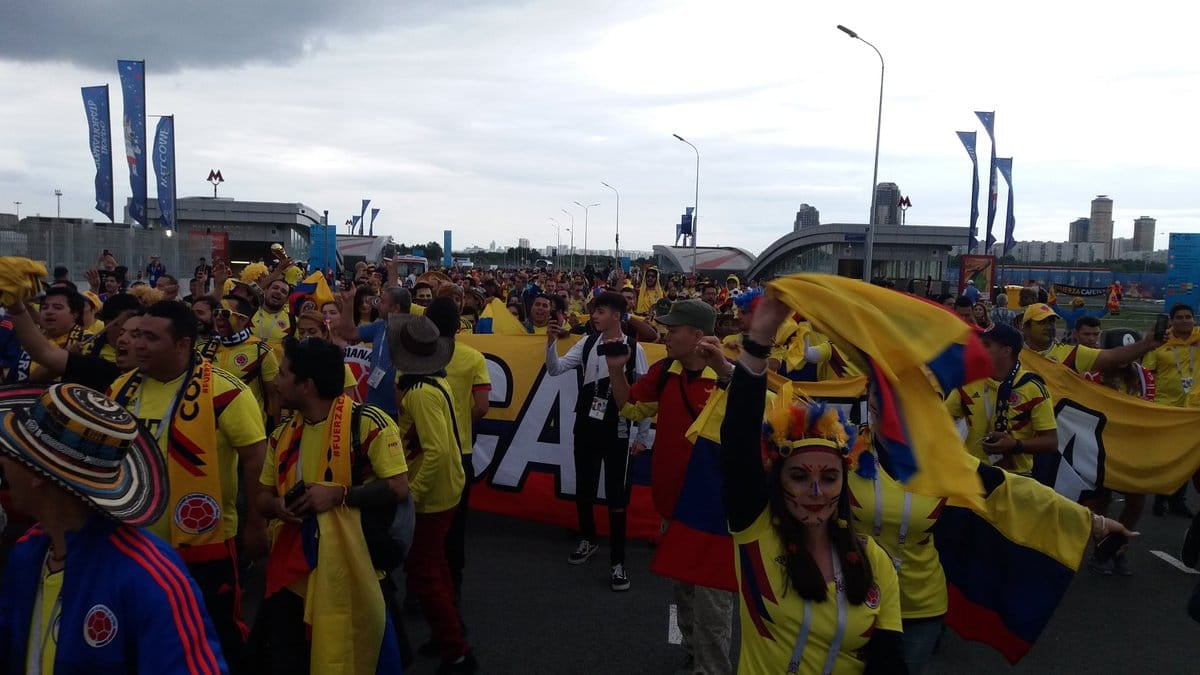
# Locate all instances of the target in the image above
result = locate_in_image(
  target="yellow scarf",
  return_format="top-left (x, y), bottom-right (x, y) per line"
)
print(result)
top-left (273, 394), bottom-right (354, 494)
top-left (272, 396), bottom-right (387, 675)
top-left (111, 357), bottom-right (226, 555)
top-left (636, 276), bottom-right (663, 315)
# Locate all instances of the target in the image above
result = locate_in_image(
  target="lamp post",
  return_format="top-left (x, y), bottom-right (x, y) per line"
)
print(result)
top-left (601, 181), bottom-right (620, 269)
top-left (549, 218), bottom-right (562, 269)
top-left (12, 201), bottom-right (21, 220)
top-left (837, 24), bottom-right (885, 282)
top-left (561, 208), bottom-right (575, 270)
top-left (672, 134), bottom-right (700, 275)
top-left (54, 189), bottom-right (62, 218)
top-left (574, 201), bottom-right (599, 271)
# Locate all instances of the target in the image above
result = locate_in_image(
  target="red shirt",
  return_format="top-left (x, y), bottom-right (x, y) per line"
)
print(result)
top-left (629, 359), bottom-right (719, 519)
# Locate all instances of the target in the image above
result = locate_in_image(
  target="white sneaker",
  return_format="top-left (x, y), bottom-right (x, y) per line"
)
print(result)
top-left (568, 539), bottom-right (599, 565)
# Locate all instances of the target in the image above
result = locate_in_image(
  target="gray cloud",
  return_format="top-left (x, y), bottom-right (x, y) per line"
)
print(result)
top-left (0, 0), bottom-right (479, 72)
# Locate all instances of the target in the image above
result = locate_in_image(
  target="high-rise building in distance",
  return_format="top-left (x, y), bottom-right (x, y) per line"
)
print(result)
top-left (1068, 217), bottom-right (1090, 243)
top-left (794, 203), bottom-right (820, 230)
top-left (873, 182), bottom-right (901, 225)
top-left (1133, 216), bottom-right (1156, 251)
top-left (518, 237), bottom-right (530, 249)
top-left (1089, 195), bottom-right (1114, 257)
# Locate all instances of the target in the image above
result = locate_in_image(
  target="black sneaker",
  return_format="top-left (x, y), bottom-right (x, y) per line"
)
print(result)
top-left (568, 539), bottom-right (599, 565)
top-left (1182, 512), bottom-right (1200, 568)
top-left (436, 650), bottom-right (479, 675)
top-left (611, 564), bottom-right (630, 591)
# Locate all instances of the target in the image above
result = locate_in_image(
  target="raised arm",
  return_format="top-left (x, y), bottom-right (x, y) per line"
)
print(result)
top-left (4, 301), bottom-right (67, 375)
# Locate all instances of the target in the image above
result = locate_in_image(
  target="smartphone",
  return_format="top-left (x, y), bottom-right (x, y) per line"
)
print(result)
top-left (1154, 313), bottom-right (1169, 342)
top-left (1093, 532), bottom-right (1128, 562)
top-left (597, 341), bottom-right (630, 357)
top-left (284, 481), bottom-right (307, 510)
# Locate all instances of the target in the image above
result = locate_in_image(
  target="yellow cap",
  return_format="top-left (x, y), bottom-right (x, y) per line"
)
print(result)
top-left (1023, 303), bottom-right (1057, 323)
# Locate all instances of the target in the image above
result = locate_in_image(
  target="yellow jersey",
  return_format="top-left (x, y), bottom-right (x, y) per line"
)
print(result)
top-left (442, 343), bottom-right (490, 455)
top-left (1144, 328), bottom-right (1200, 408)
top-left (945, 368), bottom-right (1056, 475)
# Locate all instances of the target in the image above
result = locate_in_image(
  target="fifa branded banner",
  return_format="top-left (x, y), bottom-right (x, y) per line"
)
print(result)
top-left (458, 335), bottom-right (1200, 538)
top-left (975, 111), bottom-right (998, 252)
top-left (955, 130), bottom-right (980, 253)
top-left (996, 157), bottom-right (1016, 256)
top-left (153, 115), bottom-right (176, 230)
top-left (81, 85), bottom-right (114, 221)
top-left (117, 60), bottom-right (148, 227)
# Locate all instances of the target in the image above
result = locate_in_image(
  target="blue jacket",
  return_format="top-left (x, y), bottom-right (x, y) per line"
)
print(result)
top-left (0, 517), bottom-right (228, 674)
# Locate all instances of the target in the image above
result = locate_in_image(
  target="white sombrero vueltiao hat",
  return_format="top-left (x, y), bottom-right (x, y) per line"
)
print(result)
top-left (0, 383), bottom-right (168, 527)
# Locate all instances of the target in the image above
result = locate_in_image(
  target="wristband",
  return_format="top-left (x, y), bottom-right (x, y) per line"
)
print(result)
top-left (741, 334), bottom-right (772, 359)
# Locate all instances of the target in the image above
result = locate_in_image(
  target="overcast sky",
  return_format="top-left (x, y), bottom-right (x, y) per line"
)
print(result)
top-left (1, 0), bottom-right (1196, 255)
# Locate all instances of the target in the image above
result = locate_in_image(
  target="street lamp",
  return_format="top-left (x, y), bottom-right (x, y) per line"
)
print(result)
top-left (560, 208), bottom-right (575, 270)
top-left (12, 201), bottom-right (21, 220)
top-left (574, 201), bottom-right (599, 270)
top-left (673, 134), bottom-right (700, 275)
top-left (549, 218), bottom-right (562, 269)
top-left (54, 189), bottom-right (62, 219)
top-left (601, 182), bottom-right (620, 269)
top-left (837, 23), bottom-right (885, 282)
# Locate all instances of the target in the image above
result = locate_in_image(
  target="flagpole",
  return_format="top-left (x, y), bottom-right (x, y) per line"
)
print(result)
top-left (837, 25), bottom-right (884, 282)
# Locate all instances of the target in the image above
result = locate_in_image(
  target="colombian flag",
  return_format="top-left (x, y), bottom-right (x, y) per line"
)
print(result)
top-left (474, 297), bottom-right (529, 335)
top-left (290, 271), bottom-right (336, 314)
top-left (666, 386), bottom-right (739, 591)
top-left (934, 462), bottom-right (1092, 663)
top-left (769, 274), bottom-right (991, 508)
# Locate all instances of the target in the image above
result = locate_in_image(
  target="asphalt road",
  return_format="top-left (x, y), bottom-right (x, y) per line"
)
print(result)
top-left (398, 492), bottom-right (1200, 675)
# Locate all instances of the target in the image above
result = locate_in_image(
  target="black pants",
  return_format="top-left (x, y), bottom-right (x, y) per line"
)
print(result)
top-left (187, 553), bottom-right (247, 673)
top-left (447, 452), bottom-right (474, 602)
top-left (247, 590), bottom-right (309, 674)
top-left (574, 429), bottom-right (631, 565)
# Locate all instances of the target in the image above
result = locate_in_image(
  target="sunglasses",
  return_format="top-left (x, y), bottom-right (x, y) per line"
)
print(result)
top-left (214, 308), bottom-right (248, 321)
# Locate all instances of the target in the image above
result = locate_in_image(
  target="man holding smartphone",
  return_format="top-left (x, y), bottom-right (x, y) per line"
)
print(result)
top-left (545, 291), bottom-right (650, 591)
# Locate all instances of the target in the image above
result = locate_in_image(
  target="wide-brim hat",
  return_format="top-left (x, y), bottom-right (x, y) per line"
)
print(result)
top-left (388, 314), bottom-right (454, 375)
top-left (417, 271), bottom-right (453, 287)
top-left (0, 383), bottom-right (168, 527)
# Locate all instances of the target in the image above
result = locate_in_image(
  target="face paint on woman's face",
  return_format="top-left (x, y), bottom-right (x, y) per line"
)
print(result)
top-left (781, 451), bottom-right (843, 525)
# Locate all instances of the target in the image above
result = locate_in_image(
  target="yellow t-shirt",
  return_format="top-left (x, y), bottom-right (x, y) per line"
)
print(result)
top-left (119, 367), bottom-right (268, 541)
top-left (206, 338), bottom-right (279, 414)
top-left (251, 308), bottom-right (292, 355)
top-left (1144, 328), bottom-right (1200, 408)
top-left (260, 403), bottom-right (408, 490)
top-left (395, 375), bottom-right (466, 513)
top-left (1037, 342), bottom-right (1100, 375)
top-left (732, 510), bottom-right (901, 675)
top-left (27, 564), bottom-right (62, 675)
top-left (944, 368), bottom-right (1056, 475)
top-left (849, 460), bottom-right (946, 619)
top-left (443, 343), bottom-right (490, 455)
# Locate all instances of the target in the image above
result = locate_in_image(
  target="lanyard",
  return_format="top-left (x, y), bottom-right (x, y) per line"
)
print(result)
top-left (871, 475), bottom-right (913, 550)
top-left (255, 310), bottom-right (283, 339)
top-left (133, 370), bottom-right (191, 444)
top-left (1173, 346), bottom-right (1196, 379)
top-left (28, 558), bottom-right (63, 675)
top-left (786, 550), bottom-right (846, 675)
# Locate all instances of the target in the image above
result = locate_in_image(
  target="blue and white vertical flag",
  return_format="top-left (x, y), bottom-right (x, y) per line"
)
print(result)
top-left (118, 60), bottom-right (148, 227)
top-left (360, 199), bottom-right (370, 234)
top-left (956, 131), bottom-right (980, 254)
top-left (351, 214), bottom-right (361, 235)
top-left (996, 157), bottom-right (1016, 256)
top-left (975, 111), bottom-right (998, 253)
top-left (81, 85), bottom-right (114, 221)
top-left (369, 207), bottom-right (380, 236)
top-left (153, 115), bottom-right (176, 230)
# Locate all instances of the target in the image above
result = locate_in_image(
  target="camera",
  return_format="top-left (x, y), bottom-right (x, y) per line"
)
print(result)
top-left (597, 341), bottom-right (630, 357)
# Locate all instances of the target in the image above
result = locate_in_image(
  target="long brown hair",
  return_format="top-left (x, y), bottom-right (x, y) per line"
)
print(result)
top-left (765, 458), bottom-right (874, 604)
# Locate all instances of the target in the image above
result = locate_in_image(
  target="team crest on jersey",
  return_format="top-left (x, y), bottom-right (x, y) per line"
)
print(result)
top-left (174, 492), bottom-right (222, 534)
top-left (234, 353), bottom-right (249, 367)
top-left (1009, 392), bottom-right (1022, 405)
top-left (865, 583), bottom-right (880, 609)
top-left (277, 320), bottom-right (288, 329)
top-left (84, 605), bottom-right (118, 647)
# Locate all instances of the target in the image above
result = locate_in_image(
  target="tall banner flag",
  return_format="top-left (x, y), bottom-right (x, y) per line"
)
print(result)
top-left (956, 131), bottom-right (980, 253)
top-left (996, 157), bottom-right (1015, 255)
top-left (369, 207), bottom-right (380, 236)
top-left (350, 215), bottom-right (361, 235)
top-left (153, 115), bottom-right (176, 230)
top-left (117, 60), bottom-right (148, 227)
top-left (443, 229), bottom-right (453, 268)
top-left (360, 199), bottom-right (370, 234)
top-left (80, 85), bottom-right (114, 221)
top-left (975, 111), bottom-right (998, 253)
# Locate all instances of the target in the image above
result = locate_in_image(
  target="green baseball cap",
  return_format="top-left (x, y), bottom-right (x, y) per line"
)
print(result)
top-left (655, 299), bottom-right (717, 335)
